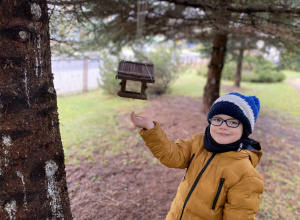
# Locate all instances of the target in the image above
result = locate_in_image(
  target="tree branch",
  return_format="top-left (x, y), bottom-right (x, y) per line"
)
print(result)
top-left (47, 0), bottom-right (94, 6)
top-left (165, 0), bottom-right (300, 14)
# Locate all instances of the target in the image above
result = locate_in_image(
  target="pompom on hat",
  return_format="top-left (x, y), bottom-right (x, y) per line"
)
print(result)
top-left (207, 93), bottom-right (260, 137)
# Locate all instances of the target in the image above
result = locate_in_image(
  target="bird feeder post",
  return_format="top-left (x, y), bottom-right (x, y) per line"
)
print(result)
top-left (120, 79), bottom-right (127, 92)
top-left (141, 82), bottom-right (147, 95)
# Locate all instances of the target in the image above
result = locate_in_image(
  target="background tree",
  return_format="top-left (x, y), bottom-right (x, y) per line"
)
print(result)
top-left (199, 32), bottom-right (287, 87)
top-left (224, 36), bottom-right (257, 87)
top-left (48, 0), bottom-right (300, 111)
top-left (0, 1), bottom-right (72, 219)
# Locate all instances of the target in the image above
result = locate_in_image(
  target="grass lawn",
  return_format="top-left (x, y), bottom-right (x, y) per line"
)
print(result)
top-left (169, 68), bottom-right (207, 97)
top-left (57, 89), bottom-right (146, 162)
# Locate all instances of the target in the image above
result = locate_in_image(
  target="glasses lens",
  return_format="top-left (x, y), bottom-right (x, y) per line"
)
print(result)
top-left (210, 117), bottom-right (223, 126)
top-left (226, 119), bottom-right (240, 128)
top-left (210, 117), bottom-right (240, 128)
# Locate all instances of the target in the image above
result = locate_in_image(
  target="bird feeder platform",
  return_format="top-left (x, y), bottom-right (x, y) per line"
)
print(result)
top-left (116, 60), bottom-right (155, 100)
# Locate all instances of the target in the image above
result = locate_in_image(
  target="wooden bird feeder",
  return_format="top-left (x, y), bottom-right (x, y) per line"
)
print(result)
top-left (116, 60), bottom-right (155, 100)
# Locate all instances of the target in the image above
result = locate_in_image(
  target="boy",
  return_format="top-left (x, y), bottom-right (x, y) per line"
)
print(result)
top-left (130, 93), bottom-right (264, 220)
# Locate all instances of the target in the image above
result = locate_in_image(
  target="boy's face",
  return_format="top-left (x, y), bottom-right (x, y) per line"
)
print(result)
top-left (210, 114), bottom-right (243, 144)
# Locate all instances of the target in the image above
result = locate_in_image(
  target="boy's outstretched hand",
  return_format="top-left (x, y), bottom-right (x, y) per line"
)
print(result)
top-left (130, 111), bottom-right (155, 130)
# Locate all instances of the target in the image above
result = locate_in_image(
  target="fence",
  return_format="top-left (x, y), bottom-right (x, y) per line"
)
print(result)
top-left (52, 54), bottom-right (208, 95)
top-left (52, 57), bottom-right (102, 95)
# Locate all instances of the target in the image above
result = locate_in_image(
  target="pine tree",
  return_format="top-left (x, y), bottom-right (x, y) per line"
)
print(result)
top-left (0, 1), bottom-right (72, 219)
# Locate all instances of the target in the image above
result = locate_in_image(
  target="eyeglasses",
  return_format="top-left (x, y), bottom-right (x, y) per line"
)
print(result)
top-left (209, 117), bottom-right (241, 128)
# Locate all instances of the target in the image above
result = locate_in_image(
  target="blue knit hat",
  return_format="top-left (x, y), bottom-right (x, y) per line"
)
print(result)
top-left (207, 93), bottom-right (260, 137)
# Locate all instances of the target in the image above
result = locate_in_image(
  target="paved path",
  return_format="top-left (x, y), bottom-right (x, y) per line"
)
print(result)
top-left (288, 78), bottom-right (300, 96)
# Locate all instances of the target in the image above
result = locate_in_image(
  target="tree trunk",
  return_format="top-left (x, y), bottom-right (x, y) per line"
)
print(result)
top-left (234, 47), bottom-right (244, 87)
top-left (0, 1), bottom-right (72, 219)
top-left (203, 33), bottom-right (228, 113)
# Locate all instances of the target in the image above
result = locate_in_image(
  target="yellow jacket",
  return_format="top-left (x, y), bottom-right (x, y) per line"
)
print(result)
top-left (140, 122), bottom-right (264, 220)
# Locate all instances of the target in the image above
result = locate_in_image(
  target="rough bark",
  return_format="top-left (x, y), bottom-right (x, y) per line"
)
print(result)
top-left (0, 1), bottom-right (72, 219)
top-left (203, 33), bottom-right (228, 113)
top-left (234, 47), bottom-right (244, 87)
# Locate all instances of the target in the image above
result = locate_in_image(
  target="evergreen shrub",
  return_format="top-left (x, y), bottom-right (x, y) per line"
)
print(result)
top-left (134, 47), bottom-right (182, 95)
top-left (98, 51), bottom-right (121, 95)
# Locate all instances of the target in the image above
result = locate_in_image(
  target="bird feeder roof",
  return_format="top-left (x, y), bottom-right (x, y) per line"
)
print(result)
top-left (116, 60), bottom-right (155, 83)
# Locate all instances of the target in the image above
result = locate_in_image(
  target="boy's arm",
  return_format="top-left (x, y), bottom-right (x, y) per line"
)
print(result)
top-left (139, 121), bottom-right (194, 169)
top-left (223, 176), bottom-right (264, 220)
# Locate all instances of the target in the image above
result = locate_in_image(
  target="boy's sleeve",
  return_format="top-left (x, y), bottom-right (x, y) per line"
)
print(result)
top-left (223, 176), bottom-right (264, 220)
top-left (139, 122), bottom-right (195, 169)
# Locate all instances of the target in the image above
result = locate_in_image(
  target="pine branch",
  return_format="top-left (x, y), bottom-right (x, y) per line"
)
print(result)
top-left (165, 0), bottom-right (300, 14)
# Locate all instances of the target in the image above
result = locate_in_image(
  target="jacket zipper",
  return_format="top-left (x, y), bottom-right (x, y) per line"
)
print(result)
top-left (212, 178), bottom-right (225, 210)
top-left (187, 153), bottom-right (195, 171)
top-left (183, 153), bottom-right (195, 180)
top-left (179, 153), bottom-right (216, 220)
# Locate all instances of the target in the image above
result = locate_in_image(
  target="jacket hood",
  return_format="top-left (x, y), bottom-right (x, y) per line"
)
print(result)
top-left (245, 139), bottom-right (262, 167)
top-left (220, 147), bottom-right (262, 168)
top-left (247, 149), bottom-right (262, 168)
